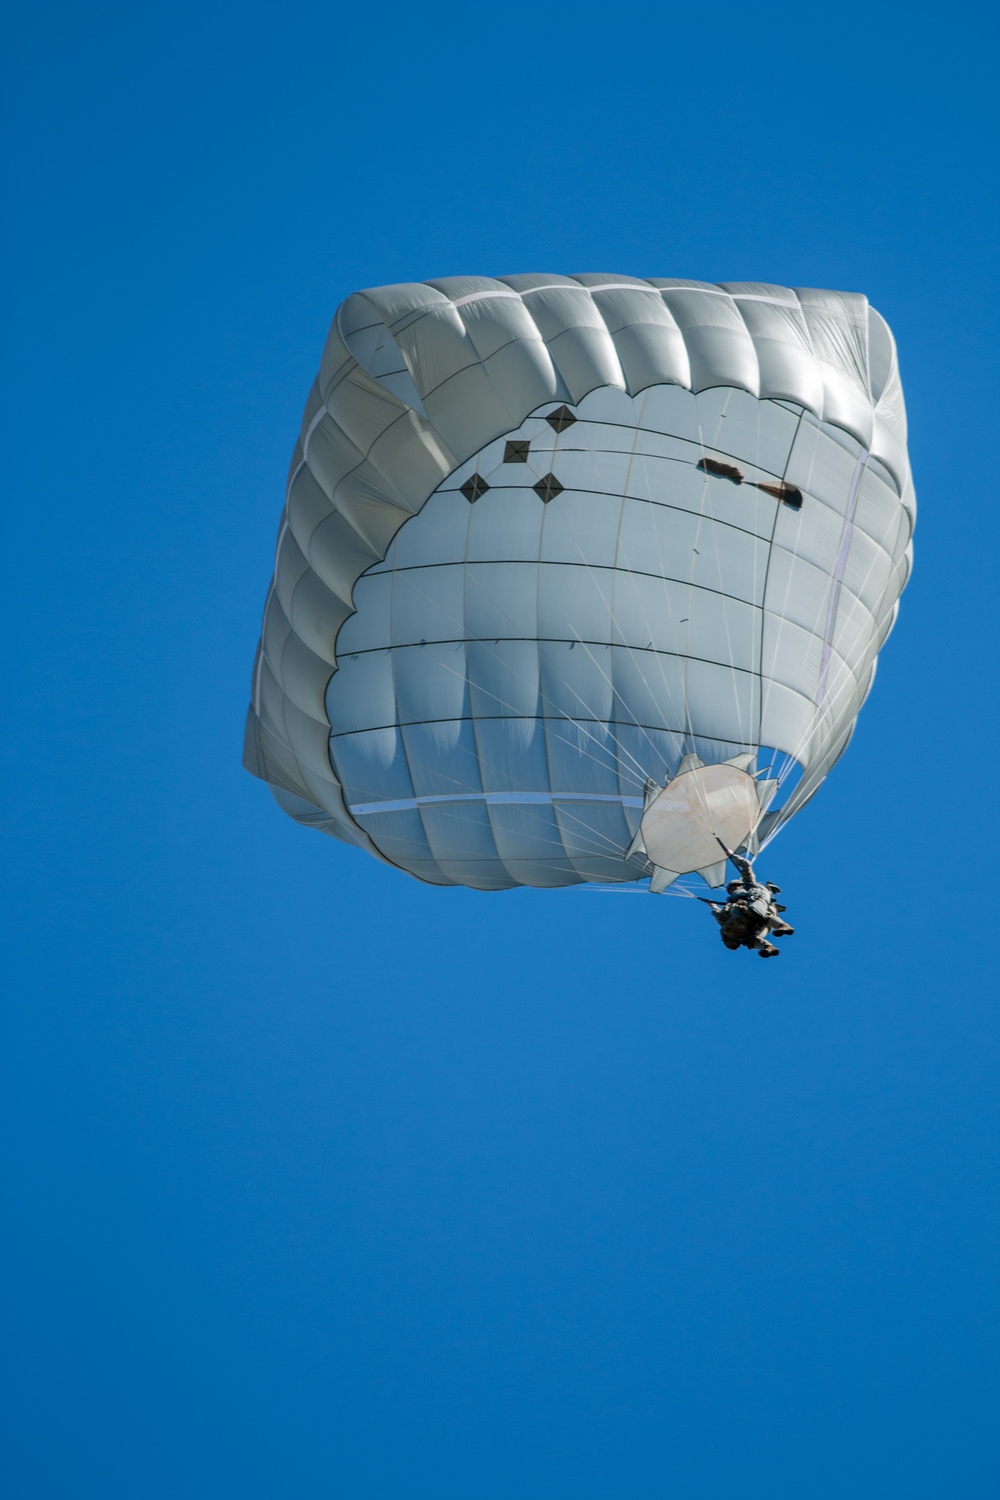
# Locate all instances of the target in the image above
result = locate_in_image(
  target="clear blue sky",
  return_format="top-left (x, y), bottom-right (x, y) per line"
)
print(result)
top-left (3, 4), bottom-right (998, 1496)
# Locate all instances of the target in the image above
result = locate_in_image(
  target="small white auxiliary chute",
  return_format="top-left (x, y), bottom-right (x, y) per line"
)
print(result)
top-left (627, 753), bottom-right (778, 892)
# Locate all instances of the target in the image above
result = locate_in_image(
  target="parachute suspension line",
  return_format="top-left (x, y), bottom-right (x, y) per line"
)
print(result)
top-left (549, 389), bottom-right (712, 821)
top-left (736, 404), bottom-right (803, 845)
top-left (496, 396), bottom-right (681, 792)
top-left (342, 557), bottom-right (639, 868)
top-left (703, 393), bottom-right (760, 760)
top-left (757, 433), bottom-right (897, 841)
top-left (445, 442), bottom-right (627, 879)
top-left (539, 395), bottom-right (670, 783)
top-left (428, 647), bottom-right (655, 806)
top-left (602, 384), bottom-right (705, 782)
top-left (736, 392), bottom-right (788, 844)
top-left (683, 389), bottom-right (735, 764)
top-left (371, 519), bottom-right (655, 789)
top-left (614, 414), bottom-right (707, 774)
top-left (338, 562), bottom-right (665, 871)
top-left (816, 448), bottom-right (869, 708)
top-left (552, 631), bottom-right (670, 782)
top-left (681, 405), bottom-right (711, 760)
top-left (767, 529), bottom-right (892, 809)
top-left (613, 387), bottom-right (720, 780)
top-left (547, 389), bottom-right (757, 849)
top-left (675, 389), bottom-right (748, 835)
top-left (532, 386), bottom-right (691, 787)
top-left (616, 428), bottom-right (708, 774)
top-left (504, 388), bottom-right (747, 877)
top-left (402, 790), bottom-right (635, 867)
top-left (764, 422), bottom-right (851, 800)
top-left (708, 389), bottom-right (752, 757)
top-left (774, 468), bottom-right (892, 794)
top-left (750, 401), bottom-right (834, 814)
top-left (755, 407), bottom-right (803, 744)
top-left (745, 399), bottom-right (784, 812)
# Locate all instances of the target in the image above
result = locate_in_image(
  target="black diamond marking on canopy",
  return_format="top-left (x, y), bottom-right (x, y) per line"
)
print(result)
top-left (503, 440), bottom-right (530, 463)
top-left (460, 474), bottom-right (490, 503)
top-left (534, 473), bottom-right (563, 503)
top-left (546, 405), bottom-right (577, 432)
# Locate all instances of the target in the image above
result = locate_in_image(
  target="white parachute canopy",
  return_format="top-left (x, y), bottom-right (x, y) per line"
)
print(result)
top-left (244, 275), bottom-right (914, 892)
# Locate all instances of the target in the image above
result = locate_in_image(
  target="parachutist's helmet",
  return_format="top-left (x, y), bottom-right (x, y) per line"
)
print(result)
top-left (766, 882), bottom-right (782, 893)
top-left (727, 881), bottom-right (742, 894)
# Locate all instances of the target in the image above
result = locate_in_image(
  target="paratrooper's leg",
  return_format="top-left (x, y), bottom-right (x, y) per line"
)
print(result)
top-left (748, 921), bottom-right (779, 956)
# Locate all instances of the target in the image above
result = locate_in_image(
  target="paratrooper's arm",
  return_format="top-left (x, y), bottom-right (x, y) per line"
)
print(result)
top-left (716, 838), bottom-right (755, 886)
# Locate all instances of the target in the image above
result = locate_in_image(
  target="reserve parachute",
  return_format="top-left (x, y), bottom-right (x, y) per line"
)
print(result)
top-left (244, 275), bottom-right (914, 891)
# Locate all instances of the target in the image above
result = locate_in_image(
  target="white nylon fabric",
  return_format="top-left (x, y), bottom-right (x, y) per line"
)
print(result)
top-left (638, 764), bottom-right (765, 880)
top-left (244, 275), bottom-right (914, 890)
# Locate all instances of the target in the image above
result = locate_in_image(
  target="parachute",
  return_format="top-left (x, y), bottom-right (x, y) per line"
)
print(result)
top-left (244, 275), bottom-right (914, 892)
